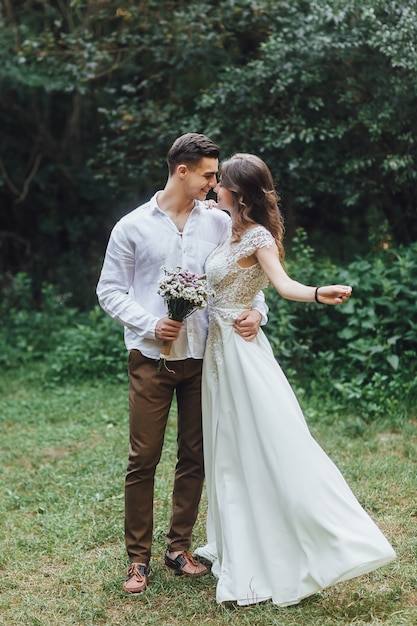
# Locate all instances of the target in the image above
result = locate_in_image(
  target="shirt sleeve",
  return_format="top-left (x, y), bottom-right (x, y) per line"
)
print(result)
top-left (96, 223), bottom-right (159, 340)
top-left (252, 290), bottom-right (269, 325)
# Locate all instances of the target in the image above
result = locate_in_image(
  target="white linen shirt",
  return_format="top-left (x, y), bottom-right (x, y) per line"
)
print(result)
top-left (96, 192), bottom-right (267, 360)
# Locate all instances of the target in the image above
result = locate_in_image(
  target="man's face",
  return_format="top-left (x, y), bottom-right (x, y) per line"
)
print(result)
top-left (183, 157), bottom-right (218, 201)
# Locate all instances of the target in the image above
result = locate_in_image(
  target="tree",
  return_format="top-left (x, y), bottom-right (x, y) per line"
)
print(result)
top-left (0, 0), bottom-right (416, 307)
top-left (89, 0), bottom-right (281, 195)
top-left (0, 0), bottom-right (132, 303)
top-left (0, 0), bottom-right (278, 305)
top-left (193, 0), bottom-right (417, 252)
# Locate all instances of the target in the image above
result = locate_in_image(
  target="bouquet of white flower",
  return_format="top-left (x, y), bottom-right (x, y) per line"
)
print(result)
top-left (157, 266), bottom-right (214, 372)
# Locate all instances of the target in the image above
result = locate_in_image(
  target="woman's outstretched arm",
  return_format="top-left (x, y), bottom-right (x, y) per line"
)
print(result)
top-left (255, 243), bottom-right (352, 305)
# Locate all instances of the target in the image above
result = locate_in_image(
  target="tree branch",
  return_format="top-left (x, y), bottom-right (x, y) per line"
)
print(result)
top-left (15, 153), bottom-right (43, 204)
top-left (0, 153), bottom-right (43, 204)
top-left (0, 156), bottom-right (20, 196)
top-left (56, 0), bottom-right (75, 31)
top-left (0, 230), bottom-right (31, 257)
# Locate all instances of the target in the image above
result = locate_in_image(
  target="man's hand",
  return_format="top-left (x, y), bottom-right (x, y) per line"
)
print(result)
top-left (155, 317), bottom-right (184, 341)
top-left (233, 310), bottom-right (262, 342)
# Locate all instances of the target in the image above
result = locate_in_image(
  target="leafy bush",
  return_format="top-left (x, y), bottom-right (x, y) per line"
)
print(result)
top-left (0, 272), bottom-right (79, 367)
top-left (0, 272), bottom-right (126, 382)
top-left (264, 232), bottom-right (417, 419)
top-left (46, 307), bottom-right (127, 384)
top-left (1, 239), bottom-right (416, 422)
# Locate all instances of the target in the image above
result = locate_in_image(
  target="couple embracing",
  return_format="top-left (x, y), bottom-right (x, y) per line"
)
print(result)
top-left (96, 133), bottom-right (395, 606)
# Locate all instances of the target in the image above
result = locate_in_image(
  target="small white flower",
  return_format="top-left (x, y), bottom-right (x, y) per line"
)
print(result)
top-left (157, 266), bottom-right (214, 320)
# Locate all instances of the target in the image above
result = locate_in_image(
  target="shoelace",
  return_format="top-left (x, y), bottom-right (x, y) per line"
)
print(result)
top-left (126, 563), bottom-right (148, 580)
top-left (180, 551), bottom-right (203, 572)
top-left (182, 551), bottom-right (198, 566)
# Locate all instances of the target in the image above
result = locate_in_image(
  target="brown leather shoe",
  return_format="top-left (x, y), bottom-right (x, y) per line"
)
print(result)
top-left (123, 563), bottom-right (150, 594)
top-left (164, 550), bottom-right (209, 577)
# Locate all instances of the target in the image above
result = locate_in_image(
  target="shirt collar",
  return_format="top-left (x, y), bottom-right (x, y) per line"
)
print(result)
top-left (150, 192), bottom-right (205, 216)
top-left (150, 192), bottom-right (163, 214)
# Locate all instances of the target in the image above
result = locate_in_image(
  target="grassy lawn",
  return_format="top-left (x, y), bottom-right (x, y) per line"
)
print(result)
top-left (0, 367), bottom-right (416, 626)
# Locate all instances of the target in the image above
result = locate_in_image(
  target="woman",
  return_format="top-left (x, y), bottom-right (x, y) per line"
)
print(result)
top-left (195, 154), bottom-right (396, 607)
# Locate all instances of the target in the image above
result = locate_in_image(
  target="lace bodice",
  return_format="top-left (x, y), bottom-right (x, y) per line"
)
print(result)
top-left (204, 225), bottom-right (274, 384)
top-left (206, 225), bottom-right (274, 316)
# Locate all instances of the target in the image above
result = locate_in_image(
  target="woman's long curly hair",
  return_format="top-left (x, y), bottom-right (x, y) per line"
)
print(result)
top-left (219, 153), bottom-right (285, 261)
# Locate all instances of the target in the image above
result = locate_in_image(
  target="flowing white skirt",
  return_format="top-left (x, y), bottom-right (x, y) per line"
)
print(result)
top-left (196, 315), bottom-right (396, 606)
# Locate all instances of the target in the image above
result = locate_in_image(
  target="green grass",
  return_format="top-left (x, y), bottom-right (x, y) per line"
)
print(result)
top-left (0, 367), bottom-right (416, 626)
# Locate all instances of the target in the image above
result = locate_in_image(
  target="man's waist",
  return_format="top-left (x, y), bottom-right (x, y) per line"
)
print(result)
top-left (124, 333), bottom-right (205, 360)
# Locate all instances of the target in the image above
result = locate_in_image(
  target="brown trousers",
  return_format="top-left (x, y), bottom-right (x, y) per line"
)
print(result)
top-left (125, 349), bottom-right (204, 564)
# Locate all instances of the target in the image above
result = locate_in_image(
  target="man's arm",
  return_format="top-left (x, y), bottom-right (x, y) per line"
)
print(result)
top-left (96, 226), bottom-right (159, 339)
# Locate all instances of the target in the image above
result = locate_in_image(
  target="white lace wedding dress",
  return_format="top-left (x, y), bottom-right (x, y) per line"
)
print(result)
top-left (195, 226), bottom-right (395, 606)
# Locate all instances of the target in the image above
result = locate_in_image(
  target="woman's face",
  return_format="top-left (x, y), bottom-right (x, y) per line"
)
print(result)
top-left (214, 180), bottom-right (234, 211)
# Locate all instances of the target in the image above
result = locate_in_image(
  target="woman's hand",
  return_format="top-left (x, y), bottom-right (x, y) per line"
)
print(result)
top-left (315, 285), bottom-right (352, 305)
top-left (203, 199), bottom-right (219, 210)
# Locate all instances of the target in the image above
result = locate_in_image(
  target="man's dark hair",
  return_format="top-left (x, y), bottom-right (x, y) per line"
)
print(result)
top-left (167, 133), bottom-right (220, 175)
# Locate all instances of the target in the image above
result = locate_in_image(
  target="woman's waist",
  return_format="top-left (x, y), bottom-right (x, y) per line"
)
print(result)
top-left (209, 304), bottom-right (250, 321)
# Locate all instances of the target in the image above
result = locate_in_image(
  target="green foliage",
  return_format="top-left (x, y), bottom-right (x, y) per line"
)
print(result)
top-left (0, 272), bottom-right (126, 381)
top-left (0, 272), bottom-right (79, 367)
top-left (1, 0), bottom-right (417, 307)
top-left (0, 0), bottom-right (139, 307)
top-left (0, 0), bottom-right (283, 306)
top-left (264, 231), bottom-right (417, 419)
top-left (89, 0), bottom-right (280, 195)
top-left (1, 238), bottom-right (416, 421)
top-left (195, 0), bottom-right (417, 250)
top-left (47, 306), bottom-right (127, 384)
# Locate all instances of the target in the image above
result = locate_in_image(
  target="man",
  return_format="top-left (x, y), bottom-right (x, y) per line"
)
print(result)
top-left (96, 133), bottom-right (266, 594)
